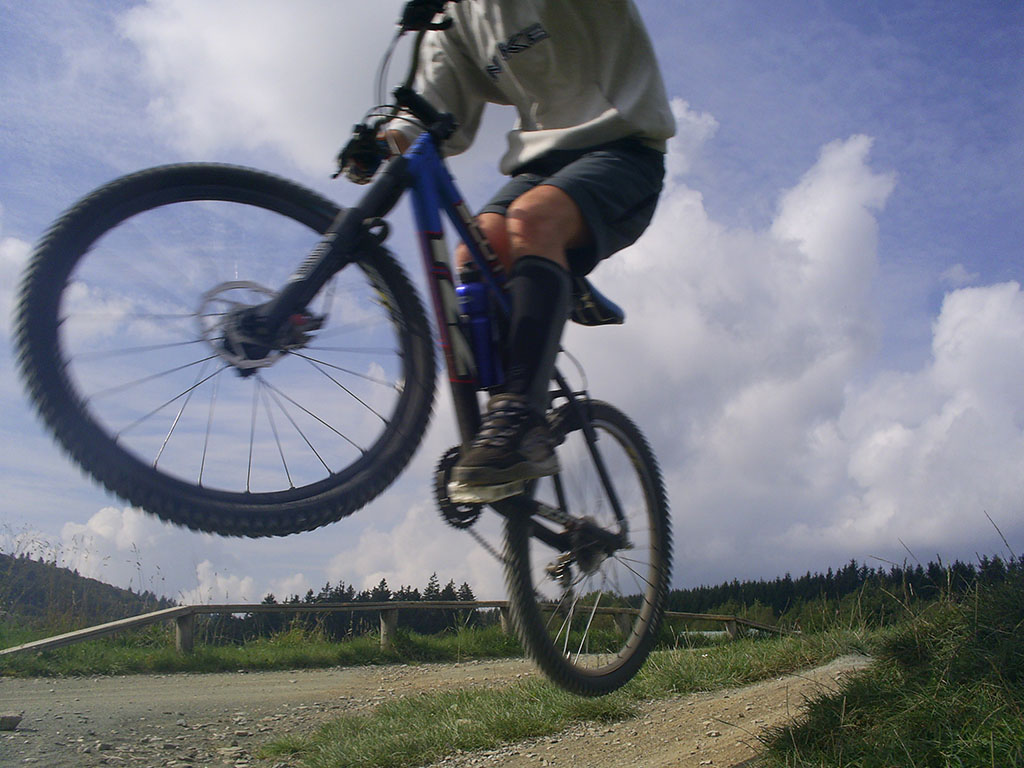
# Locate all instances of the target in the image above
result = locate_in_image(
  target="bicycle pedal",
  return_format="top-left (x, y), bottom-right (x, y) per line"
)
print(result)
top-left (447, 479), bottom-right (526, 504)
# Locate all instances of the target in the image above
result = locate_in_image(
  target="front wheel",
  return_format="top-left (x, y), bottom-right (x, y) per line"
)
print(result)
top-left (15, 163), bottom-right (435, 536)
top-left (502, 400), bottom-right (672, 696)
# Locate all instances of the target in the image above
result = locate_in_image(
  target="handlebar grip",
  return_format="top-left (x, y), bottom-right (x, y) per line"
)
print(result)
top-left (394, 86), bottom-right (442, 126)
top-left (393, 86), bottom-right (457, 141)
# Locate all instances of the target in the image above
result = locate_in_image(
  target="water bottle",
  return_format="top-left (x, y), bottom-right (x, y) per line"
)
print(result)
top-left (456, 267), bottom-right (503, 389)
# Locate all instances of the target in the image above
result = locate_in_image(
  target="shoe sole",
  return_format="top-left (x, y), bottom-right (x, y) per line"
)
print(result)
top-left (449, 455), bottom-right (559, 488)
top-left (447, 479), bottom-right (527, 504)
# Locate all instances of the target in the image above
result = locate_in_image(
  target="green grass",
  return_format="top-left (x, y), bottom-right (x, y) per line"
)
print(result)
top-left (0, 624), bottom-right (523, 677)
top-left (263, 628), bottom-right (863, 768)
top-left (0, 614), bottom-right (731, 678)
top-left (762, 572), bottom-right (1024, 767)
top-left (267, 680), bottom-right (637, 768)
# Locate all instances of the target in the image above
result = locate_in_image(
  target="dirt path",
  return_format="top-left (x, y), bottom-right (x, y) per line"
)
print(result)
top-left (0, 659), bottom-right (537, 767)
top-left (1, 654), bottom-right (870, 767)
top-left (426, 654), bottom-right (871, 768)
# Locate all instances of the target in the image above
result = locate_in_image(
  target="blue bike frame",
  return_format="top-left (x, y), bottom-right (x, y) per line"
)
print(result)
top-left (260, 100), bottom-right (628, 534)
top-left (404, 130), bottom-right (508, 384)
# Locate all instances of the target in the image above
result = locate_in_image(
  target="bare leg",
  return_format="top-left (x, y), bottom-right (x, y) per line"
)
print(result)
top-left (456, 185), bottom-right (590, 272)
top-left (450, 186), bottom-right (589, 491)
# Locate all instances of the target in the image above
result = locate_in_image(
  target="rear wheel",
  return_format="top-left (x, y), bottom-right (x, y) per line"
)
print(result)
top-left (15, 163), bottom-right (435, 536)
top-left (502, 399), bottom-right (671, 696)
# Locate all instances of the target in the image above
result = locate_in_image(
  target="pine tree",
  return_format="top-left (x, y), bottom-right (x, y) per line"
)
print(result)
top-left (370, 578), bottom-right (391, 602)
top-left (423, 572), bottom-right (441, 601)
top-left (440, 579), bottom-right (458, 601)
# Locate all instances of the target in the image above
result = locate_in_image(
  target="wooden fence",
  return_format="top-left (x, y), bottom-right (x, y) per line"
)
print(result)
top-left (0, 601), bottom-right (790, 658)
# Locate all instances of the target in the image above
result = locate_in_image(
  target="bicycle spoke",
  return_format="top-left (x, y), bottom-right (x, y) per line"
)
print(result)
top-left (116, 365), bottom-right (228, 438)
top-left (65, 311), bottom-right (196, 323)
top-left (75, 339), bottom-right (206, 361)
top-left (259, 377), bottom-right (366, 455)
top-left (247, 381), bottom-right (260, 493)
top-left (258, 376), bottom-right (334, 474)
top-left (288, 350), bottom-right (402, 391)
top-left (260, 385), bottom-right (294, 488)
top-left (575, 589), bottom-right (603, 661)
top-left (305, 345), bottom-right (398, 355)
top-left (154, 359), bottom-right (212, 469)
top-left (88, 354), bottom-right (221, 402)
top-left (296, 354), bottom-right (389, 424)
top-left (198, 371), bottom-right (222, 487)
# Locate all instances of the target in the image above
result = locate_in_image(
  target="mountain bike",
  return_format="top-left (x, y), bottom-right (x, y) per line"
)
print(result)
top-left (14, 4), bottom-right (671, 696)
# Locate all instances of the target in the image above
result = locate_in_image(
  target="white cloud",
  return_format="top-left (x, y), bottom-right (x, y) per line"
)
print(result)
top-left (665, 98), bottom-right (718, 178)
top-left (120, 0), bottom-right (405, 173)
top-left (556, 123), bottom-right (1018, 583)
top-left (826, 281), bottom-right (1024, 548)
top-left (1, 207), bottom-right (32, 335)
top-left (179, 560), bottom-right (257, 604)
top-left (326, 501), bottom-right (506, 598)
top-left (55, 506), bottom-right (297, 604)
top-left (58, 506), bottom-right (183, 597)
top-left (270, 572), bottom-right (313, 602)
top-left (940, 263), bottom-right (980, 288)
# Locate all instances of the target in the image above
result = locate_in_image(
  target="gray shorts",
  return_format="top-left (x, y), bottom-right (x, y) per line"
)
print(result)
top-left (479, 139), bottom-right (666, 275)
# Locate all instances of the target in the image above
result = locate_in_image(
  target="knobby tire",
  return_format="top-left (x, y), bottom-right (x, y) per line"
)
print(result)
top-left (15, 164), bottom-right (435, 537)
top-left (502, 399), bottom-right (671, 696)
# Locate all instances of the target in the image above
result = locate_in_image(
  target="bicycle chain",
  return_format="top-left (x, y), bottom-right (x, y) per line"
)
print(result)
top-left (468, 525), bottom-right (506, 565)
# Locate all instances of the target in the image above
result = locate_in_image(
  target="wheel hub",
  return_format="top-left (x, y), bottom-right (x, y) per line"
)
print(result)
top-left (197, 281), bottom-right (322, 375)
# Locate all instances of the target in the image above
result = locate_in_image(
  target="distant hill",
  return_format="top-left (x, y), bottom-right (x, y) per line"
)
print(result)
top-left (0, 552), bottom-right (175, 628)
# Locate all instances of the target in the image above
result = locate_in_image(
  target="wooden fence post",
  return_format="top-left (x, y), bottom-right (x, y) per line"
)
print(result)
top-left (175, 612), bottom-right (195, 654)
top-left (498, 607), bottom-right (512, 635)
top-left (380, 608), bottom-right (399, 649)
top-left (613, 612), bottom-right (633, 638)
top-left (724, 620), bottom-right (740, 640)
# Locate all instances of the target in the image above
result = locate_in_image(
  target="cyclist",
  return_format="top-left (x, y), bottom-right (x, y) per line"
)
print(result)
top-left (386, 0), bottom-right (675, 497)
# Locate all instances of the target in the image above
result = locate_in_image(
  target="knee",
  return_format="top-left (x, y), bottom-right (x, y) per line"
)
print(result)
top-left (458, 213), bottom-right (511, 271)
top-left (505, 198), bottom-right (559, 249)
top-left (505, 187), bottom-right (587, 259)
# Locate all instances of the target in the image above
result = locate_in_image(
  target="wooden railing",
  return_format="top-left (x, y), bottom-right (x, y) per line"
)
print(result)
top-left (0, 601), bottom-right (791, 658)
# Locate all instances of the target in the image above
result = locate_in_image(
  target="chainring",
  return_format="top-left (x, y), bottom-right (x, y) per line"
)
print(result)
top-left (434, 446), bottom-right (484, 529)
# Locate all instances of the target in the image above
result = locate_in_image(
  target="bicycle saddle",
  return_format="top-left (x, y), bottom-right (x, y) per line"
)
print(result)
top-left (570, 276), bottom-right (625, 326)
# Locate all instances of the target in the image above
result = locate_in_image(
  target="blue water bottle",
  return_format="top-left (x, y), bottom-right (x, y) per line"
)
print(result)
top-left (456, 267), bottom-right (503, 389)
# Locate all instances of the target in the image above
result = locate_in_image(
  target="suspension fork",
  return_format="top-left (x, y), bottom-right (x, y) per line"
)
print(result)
top-left (255, 156), bottom-right (413, 335)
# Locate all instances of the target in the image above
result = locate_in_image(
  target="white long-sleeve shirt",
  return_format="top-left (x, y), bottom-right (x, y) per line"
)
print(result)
top-left (396, 0), bottom-right (676, 174)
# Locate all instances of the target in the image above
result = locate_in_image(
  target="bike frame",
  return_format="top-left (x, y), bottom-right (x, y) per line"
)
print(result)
top-left (263, 130), bottom-right (498, 444)
top-left (260, 111), bottom-right (630, 547)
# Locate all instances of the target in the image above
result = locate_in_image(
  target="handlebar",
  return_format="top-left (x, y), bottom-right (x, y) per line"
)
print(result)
top-left (335, 1), bottom-right (461, 181)
top-left (399, 0), bottom-right (463, 33)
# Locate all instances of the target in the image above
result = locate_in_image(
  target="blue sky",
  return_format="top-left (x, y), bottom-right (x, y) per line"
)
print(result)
top-left (1, 0), bottom-right (1022, 602)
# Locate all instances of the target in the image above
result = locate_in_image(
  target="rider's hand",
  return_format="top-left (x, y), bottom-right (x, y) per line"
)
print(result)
top-left (400, 0), bottom-right (451, 31)
top-left (337, 124), bottom-right (390, 184)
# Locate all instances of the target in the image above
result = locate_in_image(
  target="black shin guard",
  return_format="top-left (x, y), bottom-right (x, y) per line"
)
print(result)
top-left (502, 256), bottom-right (572, 409)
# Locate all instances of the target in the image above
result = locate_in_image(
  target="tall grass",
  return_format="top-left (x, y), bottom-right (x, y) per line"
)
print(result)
top-left (762, 565), bottom-right (1024, 767)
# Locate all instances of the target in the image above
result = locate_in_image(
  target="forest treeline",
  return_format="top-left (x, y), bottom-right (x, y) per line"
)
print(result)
top-left (0, 551), bottom-right (172, 630)
top-left (667, 554), bottom-right (1021, 631)
top-left (200, 572), bottom-right (482, 643)
top-left (3, 545), bottom-right (1019, 642)
top-left (204, 554), bottom-right (1021, 642)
